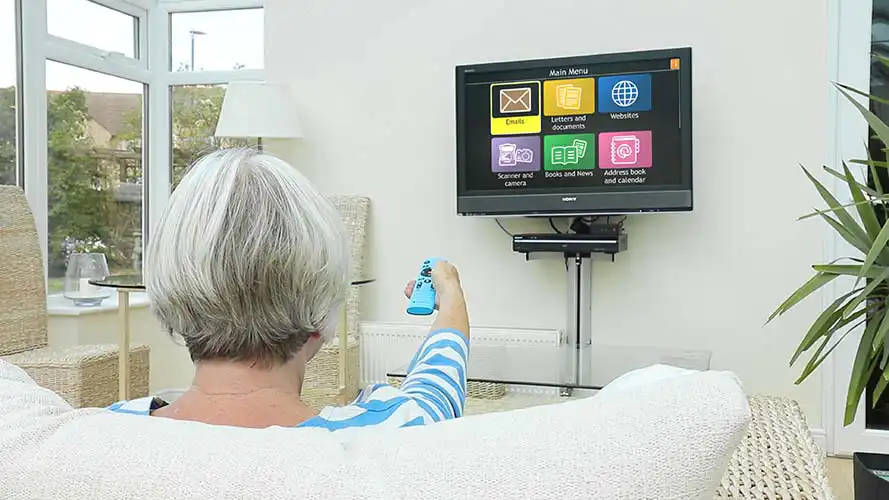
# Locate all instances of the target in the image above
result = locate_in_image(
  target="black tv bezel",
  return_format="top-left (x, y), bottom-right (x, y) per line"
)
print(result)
top-left (455, 47), bottom-right (693, 217)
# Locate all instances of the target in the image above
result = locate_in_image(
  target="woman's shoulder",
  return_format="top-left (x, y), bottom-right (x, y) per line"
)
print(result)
top-left (297, 384), bottom-right (428, 431)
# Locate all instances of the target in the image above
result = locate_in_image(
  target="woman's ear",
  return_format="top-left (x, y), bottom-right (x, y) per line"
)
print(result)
top-left (301, 333), bottom-right (324, 362)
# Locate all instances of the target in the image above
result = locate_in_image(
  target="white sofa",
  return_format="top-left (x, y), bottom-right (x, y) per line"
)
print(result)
top-left (0, 361), bottom-right (750, 500)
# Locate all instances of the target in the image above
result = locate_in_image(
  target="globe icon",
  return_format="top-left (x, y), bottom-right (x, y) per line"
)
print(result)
top-left (611, 80), bottom-right (639, 107)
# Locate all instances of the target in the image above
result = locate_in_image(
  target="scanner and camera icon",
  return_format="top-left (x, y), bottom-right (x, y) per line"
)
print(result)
top-left (491, 136), bottom-right (541, 173)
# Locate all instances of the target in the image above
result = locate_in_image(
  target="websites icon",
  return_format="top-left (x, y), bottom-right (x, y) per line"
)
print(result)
top-left (611, 80), bottom-right (639, 108)
top-left (598, 74), bottom-right (652, 113)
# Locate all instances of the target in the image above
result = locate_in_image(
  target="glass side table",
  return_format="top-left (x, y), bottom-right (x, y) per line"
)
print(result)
top-left (387, 343), bottom-right (711, 392)
top-left (91, 274), bottom-right (375, 401)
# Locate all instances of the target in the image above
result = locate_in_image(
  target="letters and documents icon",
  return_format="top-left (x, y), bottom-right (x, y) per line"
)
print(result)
top-left (555, 84), bottom-right (583, 110)
top-left (500, 87), bottom-right (532, 114)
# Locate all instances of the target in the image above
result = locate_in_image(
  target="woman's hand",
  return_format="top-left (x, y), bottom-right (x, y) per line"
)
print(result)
top-left (403, 261), bottom-right (464, 310)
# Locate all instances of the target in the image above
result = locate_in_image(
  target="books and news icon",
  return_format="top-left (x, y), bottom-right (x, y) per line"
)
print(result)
top-left (500, 87), bottom-right (532, 113)
top-left (552, 139), bottom-right (588, 165)
top-left (555, 84), bottom-right (583, 110)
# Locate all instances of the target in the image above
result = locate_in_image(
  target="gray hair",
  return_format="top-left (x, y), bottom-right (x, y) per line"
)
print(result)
top-left (145, 148), bottom-right (350, 366)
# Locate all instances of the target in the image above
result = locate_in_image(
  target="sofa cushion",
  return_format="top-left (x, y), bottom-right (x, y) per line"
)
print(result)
top-left (0, 360), bottom-right (749, 500)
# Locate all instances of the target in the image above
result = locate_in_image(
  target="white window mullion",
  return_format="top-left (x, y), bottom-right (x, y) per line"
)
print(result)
top-left (145, 4), bottom-right (170, 246)
top-left (20, 0), bottom-right (49, 282)
top-left (46, 34), bottom-right (150, 83)
top-left (168, 69), bottom-right (265, 86)
top-left (167, 69), bottom-right (264, 86)
top-left (160, 0), bottom-right (263, 13)
top-left (89, 0), bottom-right (147, 18)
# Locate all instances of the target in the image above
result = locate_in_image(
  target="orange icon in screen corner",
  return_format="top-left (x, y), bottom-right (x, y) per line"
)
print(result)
top-left (670, 58), bottom-right (680, 70)
top-left (499, 87), bottom-right (533, 113)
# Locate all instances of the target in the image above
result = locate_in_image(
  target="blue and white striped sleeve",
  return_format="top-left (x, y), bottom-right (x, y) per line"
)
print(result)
top-left (398, 328), bottom-right (469, 421)
top-left (296, 328), bottom-right (469, 431)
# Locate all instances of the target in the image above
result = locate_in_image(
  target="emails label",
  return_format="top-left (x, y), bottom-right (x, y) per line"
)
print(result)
top-left (490, 81), bottom-right (541, 135)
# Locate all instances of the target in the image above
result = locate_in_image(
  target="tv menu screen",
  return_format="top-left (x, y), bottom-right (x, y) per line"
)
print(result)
top-left (458, 54), bottom-right (689, 197)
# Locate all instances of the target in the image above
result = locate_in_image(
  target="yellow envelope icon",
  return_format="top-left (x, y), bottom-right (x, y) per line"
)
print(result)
top-left (499, 87), bottom-right (532, 113)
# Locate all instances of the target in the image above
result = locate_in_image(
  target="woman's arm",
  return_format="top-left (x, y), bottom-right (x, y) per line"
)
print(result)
top-left (430, 263), bottom-right (470, 340)
top-left (398, 262), bottom-right (470, 421)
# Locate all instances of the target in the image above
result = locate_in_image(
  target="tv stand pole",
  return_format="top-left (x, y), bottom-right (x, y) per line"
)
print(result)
top-left (562, 253), bottom-right (592, 396)
top-left (512, 219), bottom-right (626, 395)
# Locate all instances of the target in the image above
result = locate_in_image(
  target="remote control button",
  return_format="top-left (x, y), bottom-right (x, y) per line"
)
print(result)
top-left (423, 260), bottom-right (430, 265)
top-left (416, 283), bottom-right (422, 289)
top-left (424, 278), bottom-right (431, 283)
top-left (421, 268), bottom-right (432, 277)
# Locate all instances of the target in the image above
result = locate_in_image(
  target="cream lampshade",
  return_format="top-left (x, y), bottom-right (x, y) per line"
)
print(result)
top-left (214, 81), bottom-right (303, 150)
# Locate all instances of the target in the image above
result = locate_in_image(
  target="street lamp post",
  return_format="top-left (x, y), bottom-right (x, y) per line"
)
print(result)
top-left (189, 29), bottom-right (206, 70)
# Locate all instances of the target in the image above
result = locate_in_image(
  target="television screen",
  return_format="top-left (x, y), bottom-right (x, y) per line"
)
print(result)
top-left (456, 48), bottom-right (692, 216)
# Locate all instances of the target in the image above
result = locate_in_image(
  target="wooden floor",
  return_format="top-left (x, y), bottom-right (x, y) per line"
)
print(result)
top-left (826, 458), bottom-right (854, 500)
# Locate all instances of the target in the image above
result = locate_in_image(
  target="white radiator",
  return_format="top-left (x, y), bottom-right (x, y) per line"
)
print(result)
top-left (358, 322), bottom-right (561, 395)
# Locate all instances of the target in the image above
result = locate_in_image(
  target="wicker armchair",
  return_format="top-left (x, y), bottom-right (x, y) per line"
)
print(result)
top-left (0, 185), bottom-right (149, 408)
top-left (302, 195), bottom-right (370, 409)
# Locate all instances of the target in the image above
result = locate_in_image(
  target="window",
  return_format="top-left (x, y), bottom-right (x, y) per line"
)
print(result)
top-left (170, 9), bottom-right (263, 71)
top-left (47, 0), bottom-right (139, 58)
top-left (170, 84), bottom-right (254, 188)
top-left (46, 61), bottom-right (144, 293)
top-left (0, 0), bottom-right (19, 185)
top-left (14, 0), bottom-right (264, 293)
top-left (868, 0), bottom-right (889, 429)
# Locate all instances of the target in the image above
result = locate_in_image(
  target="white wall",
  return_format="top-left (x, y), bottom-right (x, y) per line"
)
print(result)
top-left (265, 0), bottom-right (829, 425)
top-left (48, 294), bottom-right (194, 392)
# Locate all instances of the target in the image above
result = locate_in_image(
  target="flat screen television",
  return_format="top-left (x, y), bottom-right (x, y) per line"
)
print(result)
top-left (455, 47), bottom-right (692, 216)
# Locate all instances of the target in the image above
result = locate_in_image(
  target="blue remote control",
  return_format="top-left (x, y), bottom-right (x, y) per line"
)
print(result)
top-left (406, 258), bottom-right (441, 316)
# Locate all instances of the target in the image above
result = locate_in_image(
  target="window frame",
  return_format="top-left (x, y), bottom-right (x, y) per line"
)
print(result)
top-left (18, 0), bottom-right (264, 289)
top-left (149, 1), bottom-right (264, 241)
top-left (13, 0), bottom-right (25, 187)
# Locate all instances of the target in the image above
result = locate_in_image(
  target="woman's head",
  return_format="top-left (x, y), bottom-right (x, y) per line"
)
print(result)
top-left (145, 148), bottom-right (349, 367)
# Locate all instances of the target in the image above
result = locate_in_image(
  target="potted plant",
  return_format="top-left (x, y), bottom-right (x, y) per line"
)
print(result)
top-left (769, 63), bottom-right (889, 498)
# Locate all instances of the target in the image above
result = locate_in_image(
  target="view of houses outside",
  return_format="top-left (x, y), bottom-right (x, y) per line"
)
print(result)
top-left (0, 83), bottom-right (252, 291)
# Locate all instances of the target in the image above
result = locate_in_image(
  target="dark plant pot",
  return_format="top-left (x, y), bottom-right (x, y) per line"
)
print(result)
top-left (854, 452), bottom-right (889, 499)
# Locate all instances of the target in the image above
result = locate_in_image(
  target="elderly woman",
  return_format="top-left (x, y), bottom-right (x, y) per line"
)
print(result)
top-left (108, 148), bottom-right (470, 430)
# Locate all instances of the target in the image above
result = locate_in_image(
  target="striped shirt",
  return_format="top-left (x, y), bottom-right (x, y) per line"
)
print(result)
top-left (107, 328), bottom-right (469, 431)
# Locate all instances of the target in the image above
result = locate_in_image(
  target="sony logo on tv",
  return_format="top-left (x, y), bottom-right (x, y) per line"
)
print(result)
top-left (561, 197), bottom-right (577, 202)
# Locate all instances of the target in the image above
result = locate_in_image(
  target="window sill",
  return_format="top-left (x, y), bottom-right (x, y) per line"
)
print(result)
top-left (47, 292), bottom-right (151, 317)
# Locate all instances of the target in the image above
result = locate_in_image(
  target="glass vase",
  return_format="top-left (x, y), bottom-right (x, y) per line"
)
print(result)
top-left (63, 253), bottom-right (111, 307)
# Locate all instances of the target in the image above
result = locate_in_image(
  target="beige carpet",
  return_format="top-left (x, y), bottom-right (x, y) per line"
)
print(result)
top-left (826, 458), bottom-right (853, 500)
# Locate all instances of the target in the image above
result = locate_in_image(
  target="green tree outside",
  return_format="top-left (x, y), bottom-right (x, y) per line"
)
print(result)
top-left (0, 83), bottom-right (252, 293)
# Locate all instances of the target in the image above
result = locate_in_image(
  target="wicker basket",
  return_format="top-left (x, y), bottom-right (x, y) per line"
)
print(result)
top-left (715, 395), bottom-right (836, 499)
top-left (387, 376), bottom-right (506, 400)
top-left (302, 336), bottom-right (360, 409)
top-left (3, 343), bottom-right (150, 408)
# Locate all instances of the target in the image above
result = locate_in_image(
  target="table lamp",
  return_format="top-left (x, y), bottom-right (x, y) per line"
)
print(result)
top-left (214, 81), bottom-right (303, 151)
